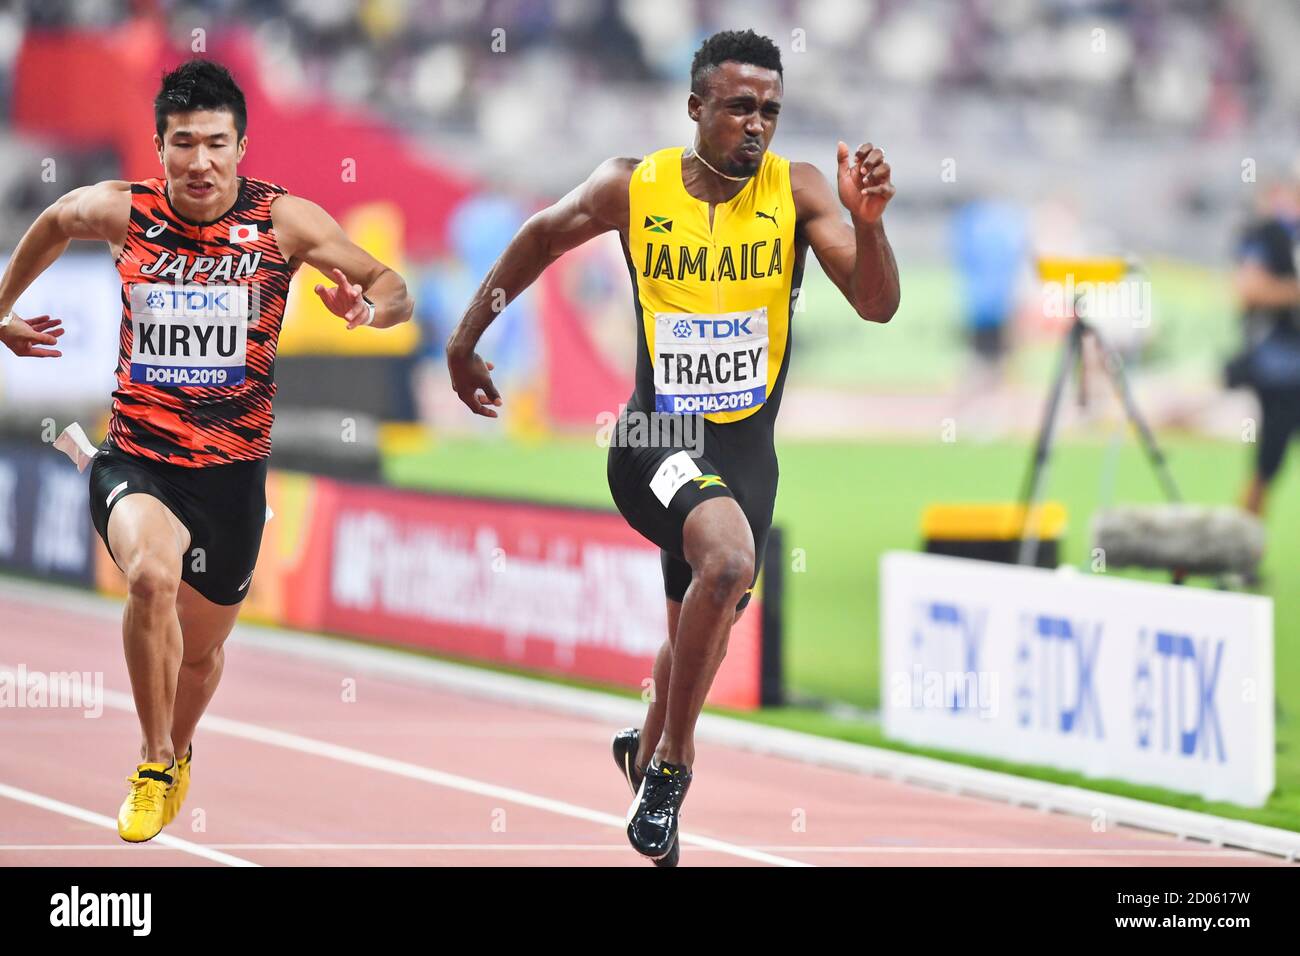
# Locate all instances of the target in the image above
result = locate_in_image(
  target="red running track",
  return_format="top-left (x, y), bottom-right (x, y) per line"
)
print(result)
top-left (0, 582), bottom-right (1287, 868)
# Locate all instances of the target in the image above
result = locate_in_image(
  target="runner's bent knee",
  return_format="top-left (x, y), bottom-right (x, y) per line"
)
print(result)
top-left (124, 552), bottom-right (182, 606)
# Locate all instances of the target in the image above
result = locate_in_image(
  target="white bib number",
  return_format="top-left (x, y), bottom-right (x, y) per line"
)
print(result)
top-left (649, 450), bottom-right (702, 508)
top-left (129, 283), bottom-right (250, 387)
top-left (653, 308), bottom-right (768, 414)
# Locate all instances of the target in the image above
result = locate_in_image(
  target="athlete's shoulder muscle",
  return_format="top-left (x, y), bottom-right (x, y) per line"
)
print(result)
top-left (789, 161), bottom-right (839, 228)
top-left (267, 193), bottom-right (331, 230)
top-left (576, 156), bottom-right (638, 233)
top-left (49, 180), bottom-right (130, 247)
top-left (267, 194), bottom-right (342, 263)
top-left (525, 157), bottom-right (636, 259)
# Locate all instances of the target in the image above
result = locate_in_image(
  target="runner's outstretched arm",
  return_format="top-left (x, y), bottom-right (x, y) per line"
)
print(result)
top-left (445, 157), bottom-right (635, 417)
top-left (271, 195), bottom-right (413, 330)
top-left (792, 142), bottom-right (900, 323)
top-left (0, 181), bottom-right (130, 358)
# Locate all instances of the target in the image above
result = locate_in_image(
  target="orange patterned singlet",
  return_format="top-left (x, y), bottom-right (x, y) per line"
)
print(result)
top-left (110, 176), bottom-right (296, 466)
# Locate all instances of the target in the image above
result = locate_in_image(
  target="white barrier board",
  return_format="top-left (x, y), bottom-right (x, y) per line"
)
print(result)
top-left (881, 552), bottom-right (1274, 806)
top-left (0, 254), bottom-right (119, 407)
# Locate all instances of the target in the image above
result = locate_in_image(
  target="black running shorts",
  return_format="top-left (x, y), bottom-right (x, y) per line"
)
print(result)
top-left (88, 442), bottom-right (269, 606)
top-left (606, 400), bottom-right (777, 611)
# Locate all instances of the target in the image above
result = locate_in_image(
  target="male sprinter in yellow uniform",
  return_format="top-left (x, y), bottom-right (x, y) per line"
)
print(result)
top-left (0, 60), bottom-right (412, 842)
top-left (447, 30), bottom-right (898, 865)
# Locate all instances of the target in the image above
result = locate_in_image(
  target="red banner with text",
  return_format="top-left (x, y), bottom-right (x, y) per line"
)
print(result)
top-left (315, 482), bottom-right (764, 710)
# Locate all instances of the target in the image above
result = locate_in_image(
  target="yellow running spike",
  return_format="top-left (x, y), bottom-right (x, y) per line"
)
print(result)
top-left (162, 746), bottom-right (192, 826)
top-left (117, 761), bottom-right (174, 843)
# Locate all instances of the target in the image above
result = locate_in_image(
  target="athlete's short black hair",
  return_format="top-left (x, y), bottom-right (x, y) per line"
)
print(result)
top-left (154, 59), bottom-right (247, 140)
top-left (690, 29), bottom-right (783, 98)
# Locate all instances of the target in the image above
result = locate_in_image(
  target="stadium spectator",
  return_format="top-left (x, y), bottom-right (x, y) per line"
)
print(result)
top-left (1230, 171), bottom-right (1300, 517)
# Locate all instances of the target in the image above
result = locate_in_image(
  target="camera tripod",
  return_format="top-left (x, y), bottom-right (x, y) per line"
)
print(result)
top-left (1016, 260), bottom-right (1182, 566)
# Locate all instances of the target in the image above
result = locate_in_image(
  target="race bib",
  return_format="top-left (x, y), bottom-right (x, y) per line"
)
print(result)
top-left (129, 283), bottom-right (250, 387)
top-left (653, 308), bottom-right (768, 414)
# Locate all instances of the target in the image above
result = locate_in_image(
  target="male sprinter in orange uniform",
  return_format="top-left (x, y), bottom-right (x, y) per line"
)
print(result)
top-left (447, 30), bottom-right (899, 865)
top-left (0, 60), bottom-right (412, 842)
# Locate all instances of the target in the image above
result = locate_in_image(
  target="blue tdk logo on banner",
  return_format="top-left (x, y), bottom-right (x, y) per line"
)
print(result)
top-left (1135, 630), bottom-right (1226, 762)
top-left (1016, 615), bottom-right (1104, 738)
top-left (909, 601), bottom-right (987, 713)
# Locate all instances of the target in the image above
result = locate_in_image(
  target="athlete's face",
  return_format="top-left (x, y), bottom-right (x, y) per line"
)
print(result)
top-left (689, 62), bottom-right (782, 178)
top-left (154, 109), bottom-right (247, 218)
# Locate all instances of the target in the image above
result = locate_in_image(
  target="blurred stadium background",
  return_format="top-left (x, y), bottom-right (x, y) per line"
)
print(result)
top-left (1, 0), bottom-right (1298, 831)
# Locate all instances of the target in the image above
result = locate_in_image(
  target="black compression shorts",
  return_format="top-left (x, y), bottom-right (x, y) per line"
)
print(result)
top-left (606, 400), bottom-right (777, 611)
top-left (88, 442), bottom-right (269, 606)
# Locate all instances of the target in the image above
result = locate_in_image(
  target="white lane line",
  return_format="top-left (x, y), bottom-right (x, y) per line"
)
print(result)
top-left (0, 844), bottom-right (1268, 858)
top-left (192, 707), bottom-right (810, 868)
top-left (5, 577), bottom-right (1297, 865)
top-left (730, 847), bottom-right (1271, 857)
top-left (0, 662), bottom-right (806, 868)
top-left (70, 684), bottom-right (809, 868)
top-left (0, 783), bottom-right (258, 867)
top-left (0, 844), bottom-right (632, 853)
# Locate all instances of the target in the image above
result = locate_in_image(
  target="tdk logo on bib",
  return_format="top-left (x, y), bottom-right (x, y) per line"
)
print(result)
top-left (654, 308), bottom-right (768, 414)
top-left (670, 316), bottom-right (753, 339)
top-left (144, 289), bottom-right (237, 312)
top-left (129, 283), bottom-right (250, 387)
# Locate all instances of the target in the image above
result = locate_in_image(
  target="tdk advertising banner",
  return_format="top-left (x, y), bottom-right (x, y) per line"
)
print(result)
top-left (881, 552), bottom-right (1274, 806)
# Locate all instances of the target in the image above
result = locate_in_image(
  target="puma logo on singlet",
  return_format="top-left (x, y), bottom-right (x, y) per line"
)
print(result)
top-left (755, 208), bottom-right (778, 227)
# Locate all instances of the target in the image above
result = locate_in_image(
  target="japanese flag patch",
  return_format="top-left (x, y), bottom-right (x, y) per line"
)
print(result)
top-left (229, 224), bottom-right (258, 244)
